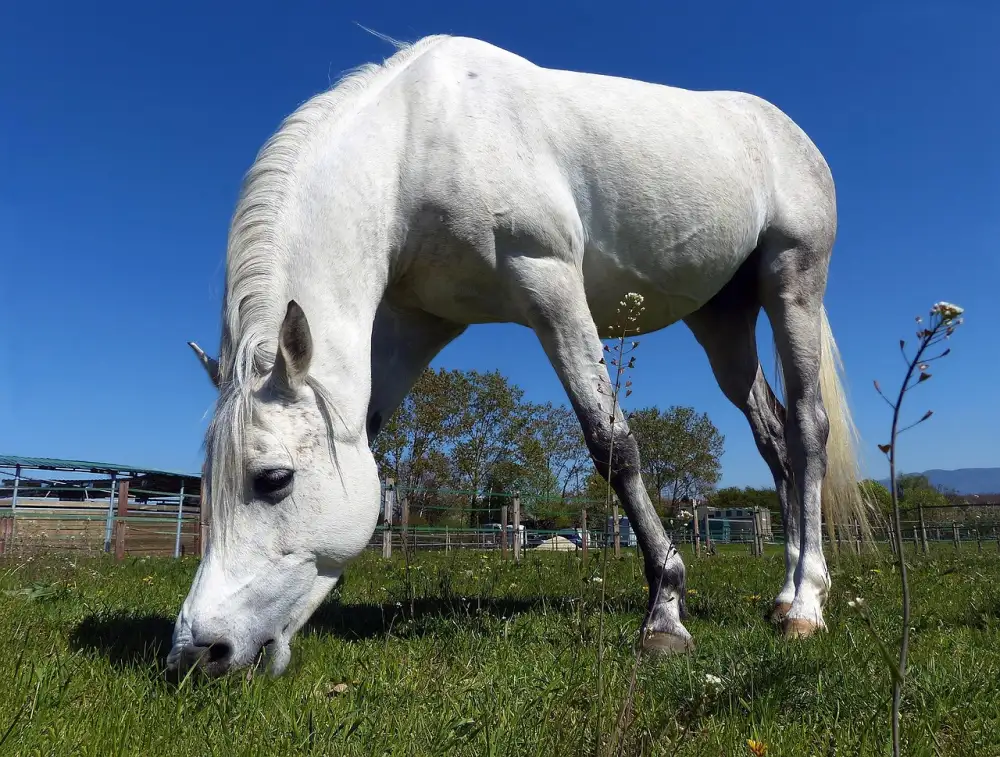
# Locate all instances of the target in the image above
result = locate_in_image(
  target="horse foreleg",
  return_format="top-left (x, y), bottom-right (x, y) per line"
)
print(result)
top-left (365, 301), bottom-right (466, 442)
top-left (505, 255), bottom-right (693, 653)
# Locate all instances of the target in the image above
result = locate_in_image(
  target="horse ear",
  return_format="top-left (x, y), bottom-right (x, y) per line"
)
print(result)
top-left (188, 342), bottom-right (220, 389)
top-left (273, 300), bottom-right (313, 392)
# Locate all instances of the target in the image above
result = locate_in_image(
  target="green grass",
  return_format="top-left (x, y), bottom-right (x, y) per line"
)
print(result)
top-left (1, 544), bottom-right (998, 756)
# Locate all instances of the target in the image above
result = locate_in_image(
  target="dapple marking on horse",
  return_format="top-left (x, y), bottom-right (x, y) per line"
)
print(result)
top-left (168, 34), bottom-right (873, 677)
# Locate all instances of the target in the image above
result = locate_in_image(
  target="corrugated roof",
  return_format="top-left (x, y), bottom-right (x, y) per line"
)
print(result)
top-left (0, 454), bottom-right (197, 478)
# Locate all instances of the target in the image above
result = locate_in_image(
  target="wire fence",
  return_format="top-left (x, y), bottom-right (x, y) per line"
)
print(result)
top-left (2, 474), bottom-right (1000, 560)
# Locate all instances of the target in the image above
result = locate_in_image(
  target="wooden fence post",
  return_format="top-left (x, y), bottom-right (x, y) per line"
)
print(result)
top-left (501, 504), bottom-right (508, 560)
top-left (382, 479), bottom-right (394, 559)
top-left (446, 526), bottom-right (451, 553)
top-left (976, 526), bottom-right (982, 553)
top-left (512, 492), bottom-right (521, 563)
top-left (952, 522), bottom-right (959, 550)
top-left (918, 505), bottom-right (929, 555)
top-left (693, 509), bottom-right (701, 558)
top-left (581, 508), bottom-right (588, 565)
top-left (613, 504), bottom-right (621, 558)
top-left (198, 466), bottom-right (209, 558)
top-left (401, 491), bottom-right (409, 554)
top-left (756, 509), bottom-right (766, 556)
top-left (114, 480), bottom-right (130, 561)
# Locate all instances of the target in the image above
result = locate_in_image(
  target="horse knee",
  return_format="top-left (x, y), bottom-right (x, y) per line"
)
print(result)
top-left (585, 423), bottom-right (641, 483)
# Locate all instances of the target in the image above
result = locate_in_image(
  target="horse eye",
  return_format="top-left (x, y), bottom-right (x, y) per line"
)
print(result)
top-left (253, 468), bottom-right (294, 499)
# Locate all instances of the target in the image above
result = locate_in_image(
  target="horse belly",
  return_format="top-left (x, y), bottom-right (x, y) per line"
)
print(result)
top-left (579, 188), bottom-right (764, 337)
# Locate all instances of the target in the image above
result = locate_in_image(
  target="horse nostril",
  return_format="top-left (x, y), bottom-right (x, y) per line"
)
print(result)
top-left (206, 640), bottom-right (232, 665)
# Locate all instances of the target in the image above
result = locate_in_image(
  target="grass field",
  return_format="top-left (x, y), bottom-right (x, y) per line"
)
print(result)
top-left (1, 544), bottom-right (998, 756)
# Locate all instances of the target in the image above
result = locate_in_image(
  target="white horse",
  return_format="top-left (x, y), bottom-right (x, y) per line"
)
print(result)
top-left (168, 34), bottom-right (872, 677)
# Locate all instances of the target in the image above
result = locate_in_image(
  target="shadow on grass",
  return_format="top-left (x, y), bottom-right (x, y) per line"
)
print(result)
top-left (304, 595), bottom-right (574, 640)
top-left (69, 612), bottom-right (175, 668)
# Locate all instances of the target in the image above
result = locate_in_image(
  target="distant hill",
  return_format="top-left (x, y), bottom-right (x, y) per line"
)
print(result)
top-left (879, 468), bottom-right (1000, 495)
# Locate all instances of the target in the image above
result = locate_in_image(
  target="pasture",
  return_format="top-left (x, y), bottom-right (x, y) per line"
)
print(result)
top-left (1, 546), bottom-right (998, 756)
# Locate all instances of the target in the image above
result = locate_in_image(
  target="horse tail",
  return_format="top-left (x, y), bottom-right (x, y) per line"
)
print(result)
top-left (774, 305), bottom-right (878, 548)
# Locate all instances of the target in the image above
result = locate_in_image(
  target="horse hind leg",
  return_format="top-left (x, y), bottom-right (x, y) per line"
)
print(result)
top-left (683, 275), bottom-right (799, 625)
top-left (760, 238), bottom-right (838, 638)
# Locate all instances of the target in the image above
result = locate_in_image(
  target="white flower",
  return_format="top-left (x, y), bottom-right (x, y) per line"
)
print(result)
top-left (930, 302), bottom-right (964, 321)
top-left (591, 577), bottom-right (603, 583)
top-left (848, 596), bottom-right (865, 608)
top-left (703, 673), bottom-right (724, 693)
top-left (619, 292), bottom-right (645, 311)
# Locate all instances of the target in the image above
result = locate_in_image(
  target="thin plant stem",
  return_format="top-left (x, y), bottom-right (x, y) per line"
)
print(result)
top-left (880, 303), bottom-right (963, 757)
top-left (594, 295), bottom-right (642, 757)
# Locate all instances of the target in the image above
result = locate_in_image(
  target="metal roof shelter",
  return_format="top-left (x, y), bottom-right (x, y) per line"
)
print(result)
top-left (1, 454), bottom-right (203, 557)
top-left (0, 454), bottom-right (197, 478)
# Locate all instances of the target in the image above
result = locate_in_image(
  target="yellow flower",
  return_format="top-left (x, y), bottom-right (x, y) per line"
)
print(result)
top-left (747, 594), bottom-right (761, 602)
top-left (687, 589), bottom-right (697, 596)
top-left (142, 576), bottom-right (154, 585)
top-left (747, 738), bottom-right (768, 756)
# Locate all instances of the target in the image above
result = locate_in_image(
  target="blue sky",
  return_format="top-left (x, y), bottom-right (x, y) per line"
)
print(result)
top-left (1, 0), bottom-right (997, 486)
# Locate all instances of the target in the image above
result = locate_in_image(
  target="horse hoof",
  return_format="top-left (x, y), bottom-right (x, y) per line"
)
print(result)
top-left (642, 631), bottom-right (694, 655)
top-left (770, 602), bottom-right (792, 623)
top-left (782, 617), bottom-right (823, 639)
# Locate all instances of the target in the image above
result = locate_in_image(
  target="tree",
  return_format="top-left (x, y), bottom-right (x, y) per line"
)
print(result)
top-left (896, 473), bottom-right (949, 523)
top-left (370, 368), bottom-right (471, 523)
top-left (859, 480), bottom-right (893, 521)
top-left (520, 403), bottom-right (589, 503)
top-left (709, 486), bottom-right (781, 517)
top-left (450, 370), bottom-right (536, 525)
top-left (628, 406), bottom-right (725, 514)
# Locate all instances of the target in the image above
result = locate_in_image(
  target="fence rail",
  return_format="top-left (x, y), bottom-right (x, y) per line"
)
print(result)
top-left (3, 476), bottom-right (1000, 560)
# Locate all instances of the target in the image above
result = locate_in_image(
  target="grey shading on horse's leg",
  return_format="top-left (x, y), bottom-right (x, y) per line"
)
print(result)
top-left (365, 301), bottom-right (467, 442)
top-left (683, 254), bottom-right (799, 624)
top-left (759, 236), bottom-right (836, 636)
top-left (503, 253), bottom-right (693, 653)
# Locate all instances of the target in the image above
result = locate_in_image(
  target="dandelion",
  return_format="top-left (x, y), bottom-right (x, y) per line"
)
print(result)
top-left (687, 588), bottom-right (697, 596)
top-left (747, 738), bottom-right (768, 756)
top-left (142, 576), bottom-right (154, 585)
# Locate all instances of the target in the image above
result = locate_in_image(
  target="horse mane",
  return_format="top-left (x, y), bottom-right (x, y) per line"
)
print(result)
top-left (205, 34), bottom-right (451, 538)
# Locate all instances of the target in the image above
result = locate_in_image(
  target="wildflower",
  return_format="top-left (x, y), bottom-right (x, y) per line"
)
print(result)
top-left (142, 576), bottom-right (154, 585)
top-left (702, 673), bottom-right (725, 696)
top-left (747, 738), bottom-right (768, 756)
top-left (620, 293), bottom-right (645, 310)
top-left (847, 596), bottom-right (865, 608)
top-left (930, 302), bottom-right (963, 321)
top-left (747, 594), bottom-right (761, 602)
top-left (591, 577), bottom-right (603, 584)
top-left (687, 588), bottom-right (697, 596)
